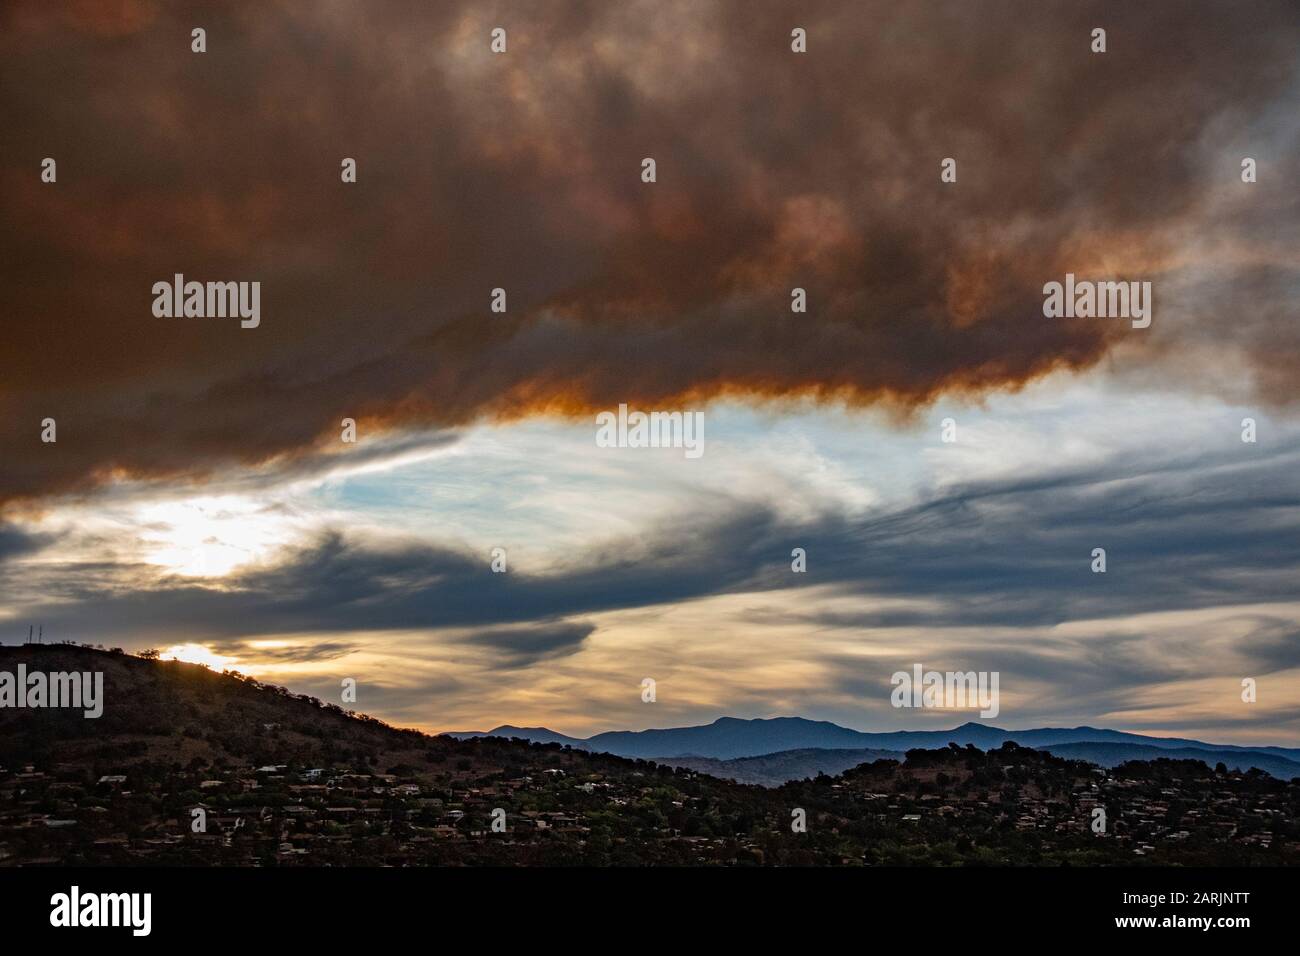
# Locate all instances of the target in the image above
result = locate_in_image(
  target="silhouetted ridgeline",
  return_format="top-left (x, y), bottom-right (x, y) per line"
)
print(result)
top-left (1, 646), bottom-right (1297, 866)
top-left (450, 717), bottom-right (1300, 780)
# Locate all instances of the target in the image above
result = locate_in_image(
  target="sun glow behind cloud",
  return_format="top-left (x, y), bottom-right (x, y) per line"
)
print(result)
top-left (133, 495), bottom-right (300, 577)
top-left (161, 642), bottom-right (243, 671)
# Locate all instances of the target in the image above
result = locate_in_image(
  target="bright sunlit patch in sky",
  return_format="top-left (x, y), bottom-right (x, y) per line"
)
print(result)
top-left (161, 643), bottom-right (241, 671)
top-left (133, 495), bottom-right (298, 577)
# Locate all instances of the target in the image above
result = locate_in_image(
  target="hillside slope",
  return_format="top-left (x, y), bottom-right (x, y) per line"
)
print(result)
top-left (1038, 742), bottom-right (1300, 780)
top-left (656, 748), bottom-right (905, 786)
top-left (3, 646), bottom-right (1297, 867)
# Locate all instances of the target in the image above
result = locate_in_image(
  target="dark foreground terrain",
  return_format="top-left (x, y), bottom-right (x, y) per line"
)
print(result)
top-left (2, 645), bottom-right (1297, 866)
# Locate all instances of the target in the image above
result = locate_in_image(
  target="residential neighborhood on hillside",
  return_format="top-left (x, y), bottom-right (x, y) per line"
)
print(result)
top-left (2, 646), bottom-right (1296, 867)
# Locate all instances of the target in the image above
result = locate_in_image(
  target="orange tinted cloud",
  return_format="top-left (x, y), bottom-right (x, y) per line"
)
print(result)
top-left (1, 0), bottom-right (1296, 505)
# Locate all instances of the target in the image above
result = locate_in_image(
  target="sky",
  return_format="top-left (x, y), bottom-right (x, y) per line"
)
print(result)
top-left (1, 1), bottom-right (1298, 744)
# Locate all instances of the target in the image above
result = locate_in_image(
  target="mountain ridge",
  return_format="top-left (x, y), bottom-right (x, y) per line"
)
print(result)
top-left (446, 715), bottom-right (1300, 777)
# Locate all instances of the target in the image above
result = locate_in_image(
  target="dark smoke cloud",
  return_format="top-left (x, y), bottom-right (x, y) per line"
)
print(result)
top-left (2, 0), bottom-right (1296, 505)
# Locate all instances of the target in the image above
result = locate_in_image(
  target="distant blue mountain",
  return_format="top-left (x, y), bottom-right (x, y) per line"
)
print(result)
top-left (445, 716), bottom-right (1300, 779)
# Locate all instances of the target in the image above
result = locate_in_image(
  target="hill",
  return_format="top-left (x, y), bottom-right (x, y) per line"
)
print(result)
top-left (655, 748), bottom-right (904, 787)
top-left (2, 645), bottom-right (1298, 866)
top-left (1034, 742), bottom-right (1300, 780)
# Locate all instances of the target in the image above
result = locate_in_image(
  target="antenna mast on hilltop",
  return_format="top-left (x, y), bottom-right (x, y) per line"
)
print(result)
top-left (38, 625), bottom-right (43, 644)
top-left (27, 624), bottom-right (32, 644)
